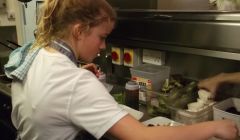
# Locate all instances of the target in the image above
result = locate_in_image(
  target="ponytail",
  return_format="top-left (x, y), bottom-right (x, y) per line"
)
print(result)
top-left (33, 0), bottom-right (60, 48)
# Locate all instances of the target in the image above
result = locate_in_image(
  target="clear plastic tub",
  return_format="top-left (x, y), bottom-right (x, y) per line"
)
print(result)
top-left (145, 90), bottom-right (171, 117)
top-left (145, 81), bottom-right (198, 118)
top-left (168, 104), bottom-right (214, 124)
top-left (130, 64), bottom-right (170, 91)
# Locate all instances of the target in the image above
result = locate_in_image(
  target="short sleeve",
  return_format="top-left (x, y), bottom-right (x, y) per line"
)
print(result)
top-left (68, 70), bottom-right (127, 139)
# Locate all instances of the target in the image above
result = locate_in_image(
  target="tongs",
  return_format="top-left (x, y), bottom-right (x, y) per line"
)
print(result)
top-left (0, 40), bottom-right (22, 51)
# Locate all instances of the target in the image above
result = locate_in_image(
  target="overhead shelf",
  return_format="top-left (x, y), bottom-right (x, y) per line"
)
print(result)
top-left (108, 10), bottom-right (240, 61)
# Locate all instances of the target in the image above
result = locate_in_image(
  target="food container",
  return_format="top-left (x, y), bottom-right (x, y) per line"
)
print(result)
top-left (213, 98), bottom-right (240, 135)
top-left (145, 81), bottom-right (198, 117)
top-left (146, 90), bottom-right (171, 117)
top-left (168, 104), bottom-right (214, 124)
top-left (130, 64), bottom-right (170, 91)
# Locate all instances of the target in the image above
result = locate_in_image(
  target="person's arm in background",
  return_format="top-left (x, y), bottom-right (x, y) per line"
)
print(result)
top-left (108, 115), bottom-right (238, 140)
top-left (198, 72), bottom-right (240, 96)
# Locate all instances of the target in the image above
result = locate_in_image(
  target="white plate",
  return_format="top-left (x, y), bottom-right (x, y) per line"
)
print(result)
top-left (142, 117), bottom-right (239, 140)
top-left (119, 104), bottom-right (144, 120)
top-left (142, 116), bottom-right (182, 126)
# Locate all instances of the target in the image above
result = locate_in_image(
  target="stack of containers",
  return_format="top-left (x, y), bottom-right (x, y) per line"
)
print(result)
top-left (130, 64), bottom-right (170, 92)
top-left (130, 64), bottom-right (170, 116)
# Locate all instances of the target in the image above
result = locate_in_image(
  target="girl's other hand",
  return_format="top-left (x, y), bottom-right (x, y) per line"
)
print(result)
top-left (198, 73), bottom-right (225, 96)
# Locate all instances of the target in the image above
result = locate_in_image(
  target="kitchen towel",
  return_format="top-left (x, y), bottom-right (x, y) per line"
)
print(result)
top-left (4, 41), bottom-right (41, 81)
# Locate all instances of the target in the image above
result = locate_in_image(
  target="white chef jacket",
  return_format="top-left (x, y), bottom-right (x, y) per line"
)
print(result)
top-left (11, 48), bottom-right (127, 140)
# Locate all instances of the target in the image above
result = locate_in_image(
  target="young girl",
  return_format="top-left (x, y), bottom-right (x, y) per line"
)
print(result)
top-left (5, 0), bottom-right (238, 139)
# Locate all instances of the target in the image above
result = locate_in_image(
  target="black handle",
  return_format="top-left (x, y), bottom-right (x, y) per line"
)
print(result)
top-left (6, 40), bottom-right (22, 48)
top-left (0, 42), bottom-right (15, 50)
top-left (144, 14), bottom-right (173, 20)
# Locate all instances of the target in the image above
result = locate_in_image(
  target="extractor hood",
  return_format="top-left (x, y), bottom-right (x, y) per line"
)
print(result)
top-left (108, 10), bottom-right (240, 61)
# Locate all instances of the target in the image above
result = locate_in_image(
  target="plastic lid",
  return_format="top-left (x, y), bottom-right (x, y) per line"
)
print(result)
top-left (125, 81), bottom-right (139, 90)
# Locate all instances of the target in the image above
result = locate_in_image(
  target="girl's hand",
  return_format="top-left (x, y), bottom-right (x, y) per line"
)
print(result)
top-left (82, 63), bottom-right (100, 77)
top-left (214, 119), bottom-right (238, 140)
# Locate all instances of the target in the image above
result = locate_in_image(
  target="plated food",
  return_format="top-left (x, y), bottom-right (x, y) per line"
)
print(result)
top-left (147, 122), bottom-right (171, 127)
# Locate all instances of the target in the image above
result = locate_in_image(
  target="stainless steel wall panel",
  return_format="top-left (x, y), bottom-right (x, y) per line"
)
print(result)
top-left (109, 11), bottom-right (240, 60)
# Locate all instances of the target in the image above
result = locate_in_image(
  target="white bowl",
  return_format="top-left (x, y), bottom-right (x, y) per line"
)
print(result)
top-left (119, 104), bottom-right (144, 120)
top-left (213, 98), bottom-right (240, 136)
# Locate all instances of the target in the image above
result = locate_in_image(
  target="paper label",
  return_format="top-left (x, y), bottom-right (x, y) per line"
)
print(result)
top-left (132, 76), bottom-right (152, 90)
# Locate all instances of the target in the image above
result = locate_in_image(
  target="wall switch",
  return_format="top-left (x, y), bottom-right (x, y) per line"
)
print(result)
top-left (111, 46), bottom-right (123, 65)
top-left (123, 48), bottom-right (142, 67)
top-left (7, 10), bottom-right (15, 19)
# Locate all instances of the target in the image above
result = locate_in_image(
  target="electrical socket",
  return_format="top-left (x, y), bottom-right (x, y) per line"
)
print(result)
top-left (7, 10), bottom-right (15, 19)
top-left (143, 49), bottom-right (165, 65)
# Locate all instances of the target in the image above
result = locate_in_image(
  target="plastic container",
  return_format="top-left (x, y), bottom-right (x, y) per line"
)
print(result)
top-left (145, 84), bottom-right (198, 118)
top-left (125, 81), bottom-right (140, 110)
top-left (168, 104), bottom-right (214, 124)
top-left (146, 90), bottom-right (171, 117)
top-left (213, 98), bottom-right (240, 135)
top-left (130, 64), bottom-right (170, 91)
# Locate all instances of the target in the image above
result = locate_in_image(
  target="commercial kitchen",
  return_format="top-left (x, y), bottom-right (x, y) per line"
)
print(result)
top-left (0, 0), bottom-right (240, 140)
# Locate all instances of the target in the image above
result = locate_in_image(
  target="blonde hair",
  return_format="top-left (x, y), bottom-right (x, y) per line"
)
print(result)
top-left (33, 0), bottom-right (116, 48)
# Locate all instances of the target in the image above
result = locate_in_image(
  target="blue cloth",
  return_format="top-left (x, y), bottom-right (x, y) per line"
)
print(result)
top-left (4, 41), bottom-right (41, 81)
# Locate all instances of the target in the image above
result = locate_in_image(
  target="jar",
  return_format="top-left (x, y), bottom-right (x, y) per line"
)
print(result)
top-left (125, 81), bottom-right (139, 110)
